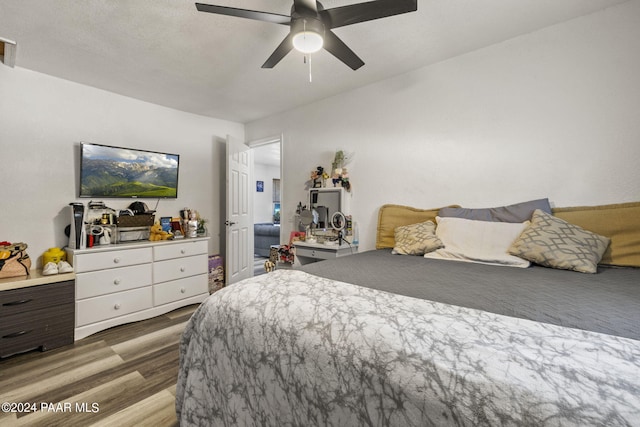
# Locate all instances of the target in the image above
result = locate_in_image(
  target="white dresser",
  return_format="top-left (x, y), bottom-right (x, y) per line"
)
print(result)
top-left (67, 237), bottom-right (209, 340)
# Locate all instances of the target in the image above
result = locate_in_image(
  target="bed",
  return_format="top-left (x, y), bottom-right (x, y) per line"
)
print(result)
top-left (177, 200), bottom-right (640, 426)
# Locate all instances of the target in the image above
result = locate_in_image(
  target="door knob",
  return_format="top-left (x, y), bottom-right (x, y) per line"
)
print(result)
top-left (225, 220), bottom-right (237, 226)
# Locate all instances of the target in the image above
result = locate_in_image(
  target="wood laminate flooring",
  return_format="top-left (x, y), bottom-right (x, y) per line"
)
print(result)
top-left (0, 304), bottom-right (199, 427)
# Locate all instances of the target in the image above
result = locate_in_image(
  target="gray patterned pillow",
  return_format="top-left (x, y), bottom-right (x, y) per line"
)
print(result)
top-left (508, 209), bottom-right (610, 273)
top-left (393, 221), bottom-right (443, 256)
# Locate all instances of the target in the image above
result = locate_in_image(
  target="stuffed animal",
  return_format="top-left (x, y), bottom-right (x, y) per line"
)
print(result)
top-left (149, 222), bottom-right (173, 241)
top-left (264, 260), bottom-right (275, 272)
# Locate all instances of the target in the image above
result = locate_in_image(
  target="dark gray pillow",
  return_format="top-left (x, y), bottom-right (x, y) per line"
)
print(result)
top-left (438, 198), bottom-right (552, 223)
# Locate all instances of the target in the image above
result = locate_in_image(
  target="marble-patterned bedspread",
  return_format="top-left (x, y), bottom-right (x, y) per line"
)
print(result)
top-left (176, 269), bottom-right (640, 426)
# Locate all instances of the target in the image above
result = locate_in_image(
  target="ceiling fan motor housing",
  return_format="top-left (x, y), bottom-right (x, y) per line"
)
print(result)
top-left (291, 16), bottom-right (325, 37)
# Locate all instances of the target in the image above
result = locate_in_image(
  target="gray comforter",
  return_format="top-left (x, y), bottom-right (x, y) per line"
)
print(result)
top-left (302, 249), bottom-right (640, 341)
top-left (176, 268), bottom-right (640, 426)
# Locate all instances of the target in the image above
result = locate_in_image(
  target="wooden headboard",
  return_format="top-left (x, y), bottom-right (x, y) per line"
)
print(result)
top-left (552, 201), bottom-right (640, 267)
top-left (375, 204), bottom-right (459, 249)
top-left (376, 201), bottom-right (640, 267)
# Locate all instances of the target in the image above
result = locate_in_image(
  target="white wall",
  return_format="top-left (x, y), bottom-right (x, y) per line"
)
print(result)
top-left (253, 162), bottom-right (280, 224)
top-left (245, 1), bottom-right (640, 252)
top-left (0, 66), bottom-right (244, 267)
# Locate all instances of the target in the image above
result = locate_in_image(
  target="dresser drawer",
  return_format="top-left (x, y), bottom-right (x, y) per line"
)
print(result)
top-left (295, 246), bottom-right (335, 260)
top-left (0, 280), bottom-right (74, 318)
top-left (76, 264), bottom-right (152, 299)
top-left (1, 303), bottom-right (74, 357)
top-left (153, 274), bottom-right (208, 306)
top-left (73, 247), bottom-right (152, 273)
top-left (76, 287), bottom-right (152, 327)
top-left (153, 240), bottom-right (208, 261)
top-left (153, 254), bottom-right (207, 284)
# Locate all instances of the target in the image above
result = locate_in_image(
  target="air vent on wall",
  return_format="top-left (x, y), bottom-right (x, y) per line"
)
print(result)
top-left (0, 37), bottom-right (17, 68)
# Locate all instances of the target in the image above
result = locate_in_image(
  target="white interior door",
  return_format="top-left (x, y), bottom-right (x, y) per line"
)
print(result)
top-left (226, 135), bottom-right (253, 284)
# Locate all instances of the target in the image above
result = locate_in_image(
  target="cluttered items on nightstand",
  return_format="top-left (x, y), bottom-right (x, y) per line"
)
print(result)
top-left (66, 201), bottom-right (207, 250)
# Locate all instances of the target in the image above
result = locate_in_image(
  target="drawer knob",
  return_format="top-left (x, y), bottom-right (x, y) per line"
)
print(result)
top-left (113, 257), bottom-right (120, 264)
top-left (311, 251), bottom-right (316, 256)
top-left (180, 287), bottom-right (186, 294)
top-left (180, 267), bottom-right (186, 272)
top-left (114, 278), bottom-right (121, 285)
top-left (181, 249), bottom-right (186, 254)
top-left (114, 303), bottom-right (121, 310)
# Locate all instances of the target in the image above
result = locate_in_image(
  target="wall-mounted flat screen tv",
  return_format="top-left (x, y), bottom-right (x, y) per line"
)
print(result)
top-left (79, 142), bottom-right (179, 198)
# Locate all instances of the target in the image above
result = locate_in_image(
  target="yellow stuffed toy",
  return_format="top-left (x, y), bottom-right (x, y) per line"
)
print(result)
top-left (149, 222), bottom-right (172, 241)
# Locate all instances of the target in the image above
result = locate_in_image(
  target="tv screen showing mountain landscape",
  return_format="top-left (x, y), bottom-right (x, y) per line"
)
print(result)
top-left (80, 143), bottom-right (179, 198)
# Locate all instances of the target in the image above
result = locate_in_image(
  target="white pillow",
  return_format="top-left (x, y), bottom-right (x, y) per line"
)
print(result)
top-left (424, 216), bottom-right (531, 268)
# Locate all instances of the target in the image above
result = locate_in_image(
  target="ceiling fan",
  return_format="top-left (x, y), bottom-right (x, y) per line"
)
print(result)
top-left (195, 0), bottom-right (418, 70)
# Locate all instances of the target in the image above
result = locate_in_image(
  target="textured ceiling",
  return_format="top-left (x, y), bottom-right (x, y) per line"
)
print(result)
top-left (0, 0), bottom-right (628, 123)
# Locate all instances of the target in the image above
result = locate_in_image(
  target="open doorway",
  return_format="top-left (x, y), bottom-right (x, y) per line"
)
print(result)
top-left (249, 137), bottom-right (282, 276)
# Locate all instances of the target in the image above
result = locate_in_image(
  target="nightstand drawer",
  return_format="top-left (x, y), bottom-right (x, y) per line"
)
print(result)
top-left (0, 281), bottom-right (74, 318)
top-left (153, 254), bottom-right (207, 284)
top-left (295, 247), bottom-right (335, 260)
top-left (153, 274), bottom-right (208, 306)
top-left (153, 240), bottom-right (208, 261)
top-left (1, 303), bottom-right (74, 357)
top-left (73, 247), bottom-right (152, 273)
top-left (76, 287), bottom-right (152, 327)
top-left (76, 264), bottom-right (152, 299)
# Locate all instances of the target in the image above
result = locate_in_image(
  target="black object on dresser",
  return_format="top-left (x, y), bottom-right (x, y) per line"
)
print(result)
top-left (0, 280), bottom-right (75, 358)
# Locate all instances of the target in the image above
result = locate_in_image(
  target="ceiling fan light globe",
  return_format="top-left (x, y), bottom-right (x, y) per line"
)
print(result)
top-left (292, 31), bottom-right (323, 54)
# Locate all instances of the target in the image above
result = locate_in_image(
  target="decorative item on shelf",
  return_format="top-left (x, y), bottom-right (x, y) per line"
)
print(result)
top-left (160, 217), bottom-right (172, 232)
top-left (331, 168), bottom-right (341, 187)
top-left (149, 222), bottom-right (173, 241)
top-left (43, 247), bottom-right (67, 265)
top-left (170, 218), bottom-right (184, 239)
top-left (331, 150), bottom-right (353, 191)
top-left (176, 208), bottom-right (207, 238)
top-left (322, 171), bottom-right (330, 187)
top-left (180, 207), bottom-right (191, 236)
top-left (195, 211), bottom-right (208, 236)
top-left (188, 213), bottom-right (198, 238)
top-left (310, 166), bottom-right (324, 188)
top-left (341, 168), bottom-right (350, 191)
top-left (289, 231), bottom-right (306, 245)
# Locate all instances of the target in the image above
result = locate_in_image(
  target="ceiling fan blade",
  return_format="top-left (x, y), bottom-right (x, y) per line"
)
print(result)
top-left (196, 3), bottom-right (291, 25)
top-left (323, 30), bottom-right (364, 70)
top-left (262, 33), bottom-right (294, 68)
top-left (320, 0), bottom-right (417, 29)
